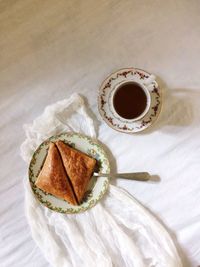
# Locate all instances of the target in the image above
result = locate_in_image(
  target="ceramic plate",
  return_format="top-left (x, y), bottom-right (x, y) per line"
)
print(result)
top-left (29, 132), bottom-right (110, 214)
top-left (98, 68), bottom-right (162, 133)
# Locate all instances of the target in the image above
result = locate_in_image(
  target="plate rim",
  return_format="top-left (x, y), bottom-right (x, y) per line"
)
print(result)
top-left (28, 132), bottom-right (110, 214)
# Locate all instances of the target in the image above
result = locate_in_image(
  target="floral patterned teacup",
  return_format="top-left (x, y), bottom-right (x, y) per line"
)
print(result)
top-left (109, 80), bottom-right (152, 122)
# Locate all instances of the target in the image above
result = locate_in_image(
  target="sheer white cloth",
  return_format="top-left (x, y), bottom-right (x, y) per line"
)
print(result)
top-left (20, 93), bottom-right (182, 267)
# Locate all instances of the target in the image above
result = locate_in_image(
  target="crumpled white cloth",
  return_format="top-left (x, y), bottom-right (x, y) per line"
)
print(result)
top-left (20, 93), bottom-right (182, 267)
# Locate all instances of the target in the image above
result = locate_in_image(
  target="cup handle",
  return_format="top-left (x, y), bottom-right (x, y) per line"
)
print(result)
top-left (146, 83), bottom-right (155, 91)
top-left (143, 74), bottom-right (156, 91)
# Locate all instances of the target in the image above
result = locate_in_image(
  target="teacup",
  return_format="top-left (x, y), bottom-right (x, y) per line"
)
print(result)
top-left (109, 80), bottom-right (151, 122)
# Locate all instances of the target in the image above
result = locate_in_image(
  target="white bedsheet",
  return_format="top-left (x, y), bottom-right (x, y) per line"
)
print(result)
top-left (0, 1), bottom-right (200, 266)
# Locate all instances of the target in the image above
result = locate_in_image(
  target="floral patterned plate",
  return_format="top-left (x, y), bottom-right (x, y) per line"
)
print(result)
top-left (98, 68), bottom-right (162, 133)
top-left (29, 132), bottom-right (110, 214)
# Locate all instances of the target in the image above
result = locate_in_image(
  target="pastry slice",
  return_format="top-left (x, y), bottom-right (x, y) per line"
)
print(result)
top-left (56, 140), bottom-right (96, 204)
top-left (35, 142), bottom-right (77, 205)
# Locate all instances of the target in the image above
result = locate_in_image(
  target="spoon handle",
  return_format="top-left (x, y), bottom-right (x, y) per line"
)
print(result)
top-left (93, 172), bottom-right (150, 181)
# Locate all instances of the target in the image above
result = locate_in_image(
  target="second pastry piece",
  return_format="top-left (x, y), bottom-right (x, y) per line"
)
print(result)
top-left (56, 140), bottom-right (96, 204)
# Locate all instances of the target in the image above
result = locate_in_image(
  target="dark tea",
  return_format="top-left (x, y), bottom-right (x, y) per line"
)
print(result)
top-left (113, 82), bottom-right (147, 120)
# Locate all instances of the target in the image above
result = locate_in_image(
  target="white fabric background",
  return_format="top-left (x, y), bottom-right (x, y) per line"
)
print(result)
top-left (0, 1), bottom-right (200, 266)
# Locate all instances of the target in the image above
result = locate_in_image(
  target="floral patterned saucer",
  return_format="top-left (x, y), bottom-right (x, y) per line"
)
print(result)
top-left (98, 68), bottom-right (162, 133)
top-left (29, 132), bottom-right (110, 214)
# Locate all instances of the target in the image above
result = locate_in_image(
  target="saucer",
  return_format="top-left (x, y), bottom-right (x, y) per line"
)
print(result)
top-left (98, 68), bottom-right (162, 133)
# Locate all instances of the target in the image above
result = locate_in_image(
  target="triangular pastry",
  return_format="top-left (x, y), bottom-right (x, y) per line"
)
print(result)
top-left (56, 140), bottom-right (96, 204)
top-left (35, 142), bottom-right (77, 205)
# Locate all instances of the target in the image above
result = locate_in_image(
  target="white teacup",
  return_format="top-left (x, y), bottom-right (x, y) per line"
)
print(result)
top-left (109, 80), bottom-right (151, 122)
